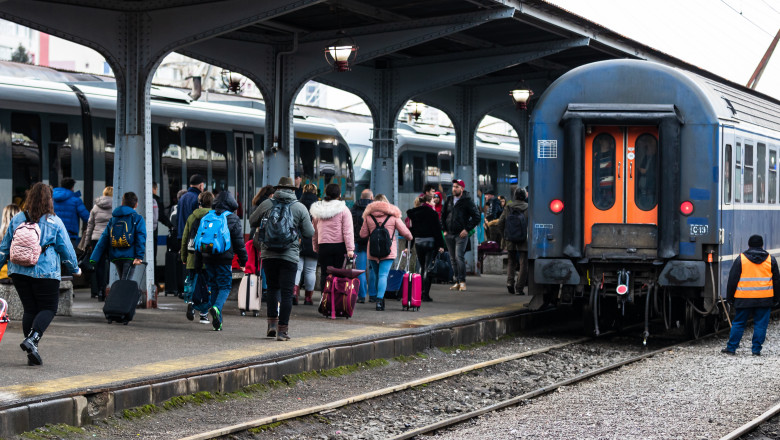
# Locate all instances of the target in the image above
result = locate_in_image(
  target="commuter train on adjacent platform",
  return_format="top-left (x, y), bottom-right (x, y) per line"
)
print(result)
top-left (336, 121), bottom-right (521, 210)
top-left (0, 64), bottom-right (353, 267)
top-left (529, 59), bottom-right (780, 339)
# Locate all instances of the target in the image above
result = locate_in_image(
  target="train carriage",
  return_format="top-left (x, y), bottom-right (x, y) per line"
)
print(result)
top-left (529, 59), bottom-right (780, 338)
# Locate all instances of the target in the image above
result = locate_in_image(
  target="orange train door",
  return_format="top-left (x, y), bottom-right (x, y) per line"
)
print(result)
top-left (584, 126), bottom-right (660, 246)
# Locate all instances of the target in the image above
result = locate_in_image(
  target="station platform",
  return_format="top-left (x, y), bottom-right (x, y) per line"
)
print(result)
top-left (0, 274), bottom-right (535, 436)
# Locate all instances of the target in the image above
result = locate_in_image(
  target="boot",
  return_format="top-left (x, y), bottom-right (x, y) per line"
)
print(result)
top-left (292, 286), bottom-right (299, 306)
top-left (376, 298), bottom-right (385, 311)
top-left (304, 290), bottom-right (314, 305)
top-left (277, 324), bottom-right (290, 341)
top-left (261, 289), bottom-right (268, 303)
top-left (20, 331), bottom-right (42, 366)
top-left (266, 318), bottom-right (278, 338)
top-left (422, 292), bottom-right (433, 302)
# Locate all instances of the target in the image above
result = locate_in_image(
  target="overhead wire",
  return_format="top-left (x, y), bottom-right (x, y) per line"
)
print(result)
top-left (759, 0), bottom-right (780, 15)
top-left (718, 0), bottom-right (775, 37)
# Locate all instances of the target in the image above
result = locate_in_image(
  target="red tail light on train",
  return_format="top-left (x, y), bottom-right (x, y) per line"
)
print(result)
top-left (550, 199), bottom-right (564, 214)
top-left (680, 201), bottom-right (694, 216)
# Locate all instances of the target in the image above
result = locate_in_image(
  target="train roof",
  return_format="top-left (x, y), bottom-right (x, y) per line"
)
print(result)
top-left (532, 59), bottom-right (780, 134)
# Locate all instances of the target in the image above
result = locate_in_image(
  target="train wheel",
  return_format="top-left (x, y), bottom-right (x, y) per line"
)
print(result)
top-left (685, 300), bottom-right (705, 339)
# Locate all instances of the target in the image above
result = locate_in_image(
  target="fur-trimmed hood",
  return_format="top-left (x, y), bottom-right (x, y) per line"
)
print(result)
top-left (310, 199), bottom-right (348, 219)
top-left (362, 201), bottom-right (401, 219)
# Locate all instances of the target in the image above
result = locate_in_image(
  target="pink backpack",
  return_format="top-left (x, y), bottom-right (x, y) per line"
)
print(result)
top-left (10, 213), bottom-right (44, 267)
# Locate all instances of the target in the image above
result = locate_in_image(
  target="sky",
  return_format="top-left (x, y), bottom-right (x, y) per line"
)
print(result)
top-left (546, 0), bottom-right (780, 99)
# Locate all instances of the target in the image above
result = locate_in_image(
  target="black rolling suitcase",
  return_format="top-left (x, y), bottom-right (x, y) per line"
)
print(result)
top-left (104, 264), bottom-right (145, 325)
top-left (164, 250), bottom-right (180, 296)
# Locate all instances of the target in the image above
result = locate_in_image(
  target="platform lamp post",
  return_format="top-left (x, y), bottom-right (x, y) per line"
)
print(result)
top-left (407, 101), bottom-right (425, 123)
top-left (324, 32), bottom-right (358, 72)
top-left (510, 86), bottom-right (533, 188)
top-left (221, 69), bottom-right (246, 94)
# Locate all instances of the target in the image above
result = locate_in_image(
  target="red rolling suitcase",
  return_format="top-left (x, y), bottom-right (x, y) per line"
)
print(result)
top-left (402, 271), bottom-right (422, 311)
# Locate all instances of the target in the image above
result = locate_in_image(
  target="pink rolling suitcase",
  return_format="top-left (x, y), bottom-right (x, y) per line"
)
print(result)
top-left (402, 272), bottom-right (422, 311)
top-left (0, 298), bottom-right (8, 343)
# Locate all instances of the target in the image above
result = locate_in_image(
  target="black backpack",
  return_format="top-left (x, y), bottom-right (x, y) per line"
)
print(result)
top-left (258, 199), bottom-right (299, 251)
top-left (503, 205), bottom-right (527, 243)
top-left (368, 214), bottom-right (393, 259)
top-left (353, 209), bottom-right (367, 247)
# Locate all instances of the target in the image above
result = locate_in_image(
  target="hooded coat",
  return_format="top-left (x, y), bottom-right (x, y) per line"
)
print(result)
top-left (86, 195), bottom-right (113, 241)
top-left (441, 190), bottom-right (481, 235)
top-left (180, 207), bottom-right (210, 269)
top-left (89, 205), bottom-right (146, 263)
top-left (250, 188), bottom-right (314, 264)
top-left (726, 246), bottom-right (780, 308)
top-left (433, 191), bottom-right (444, 218)
top-left (360, 201), bottom-right (413, 261)
top-left (53, 187), bottom-right (90, 239)
top-left (497, 200), bottom-right (529, 252)
top-left (310, 200), bottom-right (355, 254)
top-left (200, 191), bottom-right (248, 267)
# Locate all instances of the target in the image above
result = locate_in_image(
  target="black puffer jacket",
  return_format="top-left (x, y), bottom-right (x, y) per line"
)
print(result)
top-left (441, 190), bottom-right (481, 235)
top-left (200, 191), bottom-right (248, 266)
top-left (726, 247), bottom-right (780, 308)
top-left (299, 192), bottom-right (318, 258)
top-left (406, 205), bottom-right (445, 250)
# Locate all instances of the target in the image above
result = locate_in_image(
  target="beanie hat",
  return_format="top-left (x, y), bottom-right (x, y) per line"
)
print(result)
top-left (189, 174), bottom-right (205, 186)
top-left (452, 179), bottom-right (466, 189)
top-left (748, 235), bottom-right (764, 248)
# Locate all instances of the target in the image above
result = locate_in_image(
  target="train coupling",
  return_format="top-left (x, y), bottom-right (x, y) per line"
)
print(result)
top-left (616, 269), bottom-right (630, 296)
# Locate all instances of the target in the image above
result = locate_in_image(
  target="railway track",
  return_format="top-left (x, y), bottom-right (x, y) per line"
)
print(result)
top-left (178, 328), bottom-right (685, 440)
top-left (719, 402), bottom-right (780, 440)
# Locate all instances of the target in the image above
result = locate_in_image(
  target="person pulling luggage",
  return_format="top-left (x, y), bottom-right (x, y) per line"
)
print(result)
top-left (0, 182), bottom-right (81, 366)
top-left (89, 192), bottom-right (146, 279)
top-left (406, 194), bottom-right (444, 302)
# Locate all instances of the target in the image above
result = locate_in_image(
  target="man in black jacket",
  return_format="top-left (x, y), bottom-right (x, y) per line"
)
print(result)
top-left (722, 234), bottom-right (780, 356)
top-left (200, 190), bottom-right (248, 331)
top-left (441, 179), bottom-right (481, 291)
top-left (351, 189), bottom-right (373, 302)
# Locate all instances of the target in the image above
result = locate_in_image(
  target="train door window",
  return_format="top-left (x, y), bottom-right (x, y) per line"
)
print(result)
top-left (398, 155), bottom-right (405, 192)
top-left (185, 129), bottom-right (207, 186)
top-left (634, 133), bottom-right (658, 210)
top-left (757, 143), bottom-right (766, 203)
top-left (488, 160), bottom-right (498, 192)
top-left (744, 143), bottom-right (754, 203)
top-left (11, 113), bottom-right (41, 204)
top-left (592, 133), bottom-right (616, 210)
top-left (413, 155), bottom-right (424, 193)
top-left (159, 126), bottom-right (182, 211)
top-left (425, 153), bottom-right (439, 186)
top-left (735, 142), bottom-right (742, 203)
top-left (770, 149), bottom-right (777, 204)
top-left (724, 144), bottom-right (732, 204)
top-left (246, 136), bottom-right (255, 199)
top-left (48, 122), bottom-right (70, 188)
top-left (297, 139), bottom-right (316, 185)
top-left (319, 143), bottom-right (335, 187)
top-left (105, 127), bottom-right (115, 187)
top-left (210, 132), bottom-right (228, 194)
top-left (478, 158), bottom-right (488, 192)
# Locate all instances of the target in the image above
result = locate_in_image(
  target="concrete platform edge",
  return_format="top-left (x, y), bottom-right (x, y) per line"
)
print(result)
top-left (0, 308), bottom-right (535, 437)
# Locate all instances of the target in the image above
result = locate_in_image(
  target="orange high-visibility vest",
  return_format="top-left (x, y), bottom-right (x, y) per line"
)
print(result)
top-left (736, 254), bottom-right (774, 299)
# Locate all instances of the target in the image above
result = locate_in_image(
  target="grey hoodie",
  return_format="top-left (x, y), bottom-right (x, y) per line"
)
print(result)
top-left (86, 196), bottom-right (113, 241)
top-left (250, 189), bottom-right (314, 264)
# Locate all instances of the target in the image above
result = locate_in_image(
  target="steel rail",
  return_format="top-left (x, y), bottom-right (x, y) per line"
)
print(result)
top-left (719, 401), bottom-right (780, 440)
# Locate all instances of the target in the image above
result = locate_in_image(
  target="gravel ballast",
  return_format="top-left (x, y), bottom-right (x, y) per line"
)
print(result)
top-left (432, 318), bottom-right (780, 440)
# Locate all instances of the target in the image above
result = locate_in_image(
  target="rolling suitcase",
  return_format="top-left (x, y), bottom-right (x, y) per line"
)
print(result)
top-left (164, 250), bottom-right (180, 296)
top-left (319, 256), bottom-right (363, 319)
top-left (401, 272), bottom-right (422, 311)
top-left (385, 250), bottom-right (410, 300)
top-left (238, 273), bottom-right (262, 317)
top-left (104, 264), bottom-right (145, 325)
top-left (0, 298), bottom-right (8, 344)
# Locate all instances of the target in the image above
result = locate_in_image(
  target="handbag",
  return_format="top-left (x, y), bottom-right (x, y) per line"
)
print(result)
top-left (428, 251), bottom-right (452, 282)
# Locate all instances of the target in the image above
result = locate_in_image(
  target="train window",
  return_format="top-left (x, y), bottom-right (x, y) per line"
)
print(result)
top-left (185, 130), bottom-right (208, 186)
top-left (757, 143), bottom-right (766, 203)
top-left (592, 133), bottom-right (616, 210)
top-left (770, 149), bottom-right (777, 204)
top-left (635, 133), bottom-right (658, 211)
top-left (426, 153), bottom-right (439, 184)
top-left (246, 137), bottom-right (255, 199)
top-left (298, 139), bottom-right (316, 185)
top-left (735, 142), bottom-right (742, 203)
top-left (478, 158), bottom-right (488, 191)
top-left (398, 155), bottom-right (405, 191)
top-left (159, 126), bottom-right (182, 211)
top-left (413, 155), bottom-right (424, 193)
top-left (11, 113), bottom-right (41, 204)
top-left (320, 143), bottom-right (335, 187)
top-left (488, 160), bottom-right (498, 192)
top-left (105, 127), bottom-right (115, 187)
top-left (744, 143), bottom-right (754, 203)
top-left (48, 122), bottom-right (70, 188)
top-left (439, 152), bottom-right (452, 174)
top-left (210, 132), bottom-right (228, 194)
top-left (724, 144), bottom-right (732, 204)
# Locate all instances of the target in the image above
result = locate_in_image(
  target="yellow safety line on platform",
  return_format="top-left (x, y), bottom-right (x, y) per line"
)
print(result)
top-left (0, 302), bottom-right (526, 401)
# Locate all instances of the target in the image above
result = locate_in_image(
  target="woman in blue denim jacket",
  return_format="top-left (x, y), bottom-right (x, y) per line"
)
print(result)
top-left (0, 182), bottom-right (80, 366)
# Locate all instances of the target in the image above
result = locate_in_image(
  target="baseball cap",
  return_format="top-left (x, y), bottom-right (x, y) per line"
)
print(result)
top-left (452, 179), bottom-right (466, 189)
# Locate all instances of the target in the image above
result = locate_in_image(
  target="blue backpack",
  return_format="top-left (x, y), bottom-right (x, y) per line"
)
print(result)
top-left (194, 210), bottom-right (231, 254)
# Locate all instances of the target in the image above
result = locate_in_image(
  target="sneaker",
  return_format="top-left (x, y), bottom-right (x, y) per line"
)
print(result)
top-left (199, 314), bottom-right (210, 324)
top-left (458, 282), bottom-right (467, 291)
top-left (721, 348), bottom-right (735, 356)
top-left (449, 282), bottom-right (461, 291)
top-left (357, 298), bottom-right (365, 304)
top-left (210, 307), bottom-right (222, 331)
top-left (368, 296), bottom-right (377, 303)
top-left (186, 303), bottom-right (195, 321)
top-left (753, 352), bottom-right (761, 356)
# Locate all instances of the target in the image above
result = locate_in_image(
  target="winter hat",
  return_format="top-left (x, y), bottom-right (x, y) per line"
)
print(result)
top-left (275, 176), bottom-right (297, 190)
top-left (748, 234), bottom-right (764, 248)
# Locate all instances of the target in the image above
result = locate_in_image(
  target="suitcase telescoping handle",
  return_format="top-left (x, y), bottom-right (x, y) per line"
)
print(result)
top-left (342, 255), bottom-right (355, 270)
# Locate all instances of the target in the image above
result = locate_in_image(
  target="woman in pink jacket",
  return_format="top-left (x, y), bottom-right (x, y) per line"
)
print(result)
top-left (310, 183), bottom-right (355, 293)
top-left (360, 194), bottom-right (413, 311)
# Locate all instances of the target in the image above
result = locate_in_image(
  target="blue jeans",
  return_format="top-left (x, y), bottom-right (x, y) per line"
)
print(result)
top-left (355, 249), bottom-right (369, 299)
top-left (727, 307), bottom-right (771, 354)
top-left (204, 264), bottom-right (232, 313)
top-left (444, 234), bottom-right (468, 282)
top-left (369, 259), bottom-right (393, 300)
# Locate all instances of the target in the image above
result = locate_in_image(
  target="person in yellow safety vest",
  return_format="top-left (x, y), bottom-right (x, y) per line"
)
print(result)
top-left (722, 234), bottom-right (780, 356)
